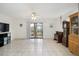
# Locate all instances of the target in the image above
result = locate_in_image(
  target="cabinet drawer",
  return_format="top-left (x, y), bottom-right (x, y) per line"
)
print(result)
top-left (77, 46), bottom-right (79, 55)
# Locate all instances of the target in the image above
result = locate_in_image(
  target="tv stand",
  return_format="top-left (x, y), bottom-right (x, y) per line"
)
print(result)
top-left (0, 32), bottom-right (11, 47)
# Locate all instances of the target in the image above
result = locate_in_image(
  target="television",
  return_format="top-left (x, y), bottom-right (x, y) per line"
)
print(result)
top-left (4, 24), bottom-right (9, 32)
top-left (0, 23), bottom-right (9, 32)
top-left (0, 23), bottom-right (4, 32)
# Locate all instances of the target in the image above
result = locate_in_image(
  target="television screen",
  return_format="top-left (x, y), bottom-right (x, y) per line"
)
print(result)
top-left (0, 23), bottom-right (9, 32)
top-left (4, 24), bottom-right (9, 32)
top-left (0, 23), bottom-right (4, 32)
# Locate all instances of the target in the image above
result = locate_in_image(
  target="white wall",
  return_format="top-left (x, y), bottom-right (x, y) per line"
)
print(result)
top-left (12, 18), bottom-right (27, 39)
top-left (0, 14), bottom-right (10, 23)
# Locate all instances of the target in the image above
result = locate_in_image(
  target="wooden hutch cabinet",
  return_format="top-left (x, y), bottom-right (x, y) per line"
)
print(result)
top-left (69, 12), bottom-right (79, 55)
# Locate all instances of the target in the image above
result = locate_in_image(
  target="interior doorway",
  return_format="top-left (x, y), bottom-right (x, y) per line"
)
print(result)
top-left (30, 22), bottom-right (43, 39)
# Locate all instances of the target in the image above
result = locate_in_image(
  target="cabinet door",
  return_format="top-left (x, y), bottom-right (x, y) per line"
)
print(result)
top-left (71, 15), bottom-right (78, 35)
top-left (77, 46), bottom-right (79, 55)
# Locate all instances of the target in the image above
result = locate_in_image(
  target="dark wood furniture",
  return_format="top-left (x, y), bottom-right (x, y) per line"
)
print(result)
top-left (54, 31), bottom-right (63, 43)
top-left (62, 21), bottom-right (69, 47)
top-left (54, 31), bottom-right (58, 40)
top-left (69, 12), bottom-right (79, 55)
top-left (57, 32), bottom-right (63, 43)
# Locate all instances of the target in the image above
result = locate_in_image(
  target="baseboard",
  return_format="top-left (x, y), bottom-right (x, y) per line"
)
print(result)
top-left (12, 38), bottom-right (53, 40)
top-left (43, 38), bottom-right (53, 40)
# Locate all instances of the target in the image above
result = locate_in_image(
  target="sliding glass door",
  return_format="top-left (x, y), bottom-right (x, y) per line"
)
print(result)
top-left (30, 23), bottom-right (43, 39)
top-left (30, 23), bottom-right (35, 38)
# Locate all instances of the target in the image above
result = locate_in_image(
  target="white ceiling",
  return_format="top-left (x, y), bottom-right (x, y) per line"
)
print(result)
top-left (0, 3), bottom-right (78, 19)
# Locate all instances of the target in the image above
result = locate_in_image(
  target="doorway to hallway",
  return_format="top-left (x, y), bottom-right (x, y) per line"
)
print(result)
top-left (30, 22), bottom-right (43, 39)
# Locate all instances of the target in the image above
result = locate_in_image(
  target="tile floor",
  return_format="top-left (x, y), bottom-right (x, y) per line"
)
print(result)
top-left (0, 39), bottom-right (73, 56)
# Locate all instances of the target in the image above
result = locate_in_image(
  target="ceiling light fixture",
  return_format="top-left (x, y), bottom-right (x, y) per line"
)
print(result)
top-left (32, 12), bottom-right (37, 21)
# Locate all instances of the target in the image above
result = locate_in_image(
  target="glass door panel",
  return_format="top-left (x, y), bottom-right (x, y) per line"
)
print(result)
top-left (30, 23), bottom-right (35, 38)
top-left (36, 23), bottom-right (43, 39)
top-left (71, 16), bottom-right (78, 34)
